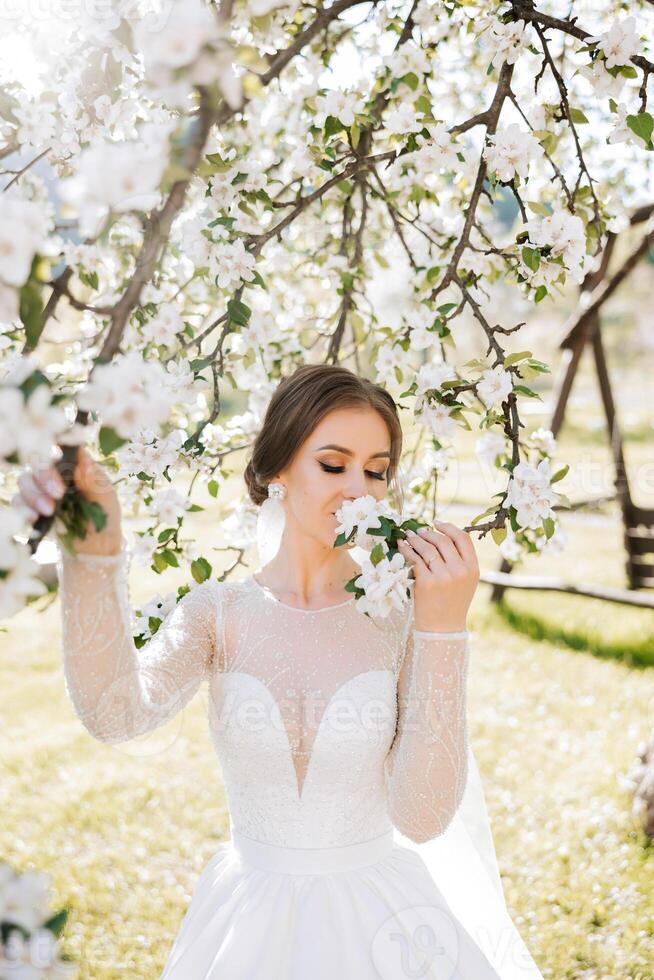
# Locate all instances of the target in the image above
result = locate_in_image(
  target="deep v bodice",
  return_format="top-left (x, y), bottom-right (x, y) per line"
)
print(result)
top-left (207, 577), bottom-right (404, 845)
top-left (216, 668), bottom-right (396, 800)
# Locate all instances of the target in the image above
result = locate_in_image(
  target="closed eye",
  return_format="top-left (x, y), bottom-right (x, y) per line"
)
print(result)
top-left (319, 462), bottom-right (387, 481)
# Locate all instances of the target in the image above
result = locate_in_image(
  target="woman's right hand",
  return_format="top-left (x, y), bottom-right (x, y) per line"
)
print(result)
top-left (16, 447), bottom-right (123, 556)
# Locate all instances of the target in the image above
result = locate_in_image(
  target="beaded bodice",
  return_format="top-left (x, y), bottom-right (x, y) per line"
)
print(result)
top-left (56, 542), bottom-right (470, 848)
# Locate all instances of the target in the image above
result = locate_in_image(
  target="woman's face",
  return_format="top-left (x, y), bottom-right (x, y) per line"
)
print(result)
top-left (275, 406), bottom-right (392, 549)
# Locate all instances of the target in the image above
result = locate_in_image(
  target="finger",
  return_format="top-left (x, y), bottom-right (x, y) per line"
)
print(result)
top-left (399, 536), bottom-right (443, 576)
top-left (404, 530), bottom-right (441, 566)
top-left (33, 466), bottom-right (65, 499)
top-left (410, 528), bottom-right (460, 568)
top-left (18, 472), bottom-right (54, 514)
top-left (434, 520), bottom-right (478, 567)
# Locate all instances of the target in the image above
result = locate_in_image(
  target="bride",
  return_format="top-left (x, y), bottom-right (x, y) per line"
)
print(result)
top-left (20, 363), bottom-right (544, 978)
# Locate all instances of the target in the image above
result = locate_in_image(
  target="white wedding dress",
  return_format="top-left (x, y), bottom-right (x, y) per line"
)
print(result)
top-left (56, 541), bottom-right (544, 980)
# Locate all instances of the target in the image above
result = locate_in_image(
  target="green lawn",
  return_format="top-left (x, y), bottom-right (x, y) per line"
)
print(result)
top-left (2, 395), bottom-right (654, 977)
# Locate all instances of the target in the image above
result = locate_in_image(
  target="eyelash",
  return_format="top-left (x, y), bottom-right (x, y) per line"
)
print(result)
top-left (319, 462), bottom-right (387, 481)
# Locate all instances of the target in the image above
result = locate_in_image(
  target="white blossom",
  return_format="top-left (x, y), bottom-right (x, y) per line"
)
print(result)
top-left (0, 195), bottom-right (47, 288)
top-left (414, 123), bottom-right (460, 172)
top-left (0, 383), bottom-right (67, 466)
top-left (145, 302), bottom-right (185, 348)
top-left (333, 494), bottom-right (398, 548)
top-left (505, 458), bottom-right (557, 529)
top-left (314, 90), bottom-right (365, 128)
top-left (475, 431), bottom-right (507, 466)
top-left (499, 527), bottom-right (524, 563)
top-left (210, 239), bottom-right (257, 291)
top-left (477, 366), bottom-right (513, 409)
top-left (416, 401), bottom-right (458, 439)
top-left (526, 210), bottom-right (586, 282)
top-left (384, 100), bottom-right (421, 136)
top-left (607, 101), bottom-right (651, 149)
top-left (353, 550), bottom-right (412, 618)
top-left (130, 532), bottom-right (159, 567)
top-left (483, 124), bottom-right (542, 182)
top-left (587, 17), bottom-right (641, 70)
top-left (414, 360), bottom-right (457, 410)
top-left (60, 132), bottom-right (170, 237)
top-left (76, 352), bottom-right (174, 440)
top-left (530, 427), bottom-right (557, 456)
top-left (150, 487), bottom-right (191, 525)
top-left (485, 19), bottom-right (532, 66)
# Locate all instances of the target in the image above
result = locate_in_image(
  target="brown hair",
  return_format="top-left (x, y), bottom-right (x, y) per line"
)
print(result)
top-left (244, 364), bottom-right (404, 511)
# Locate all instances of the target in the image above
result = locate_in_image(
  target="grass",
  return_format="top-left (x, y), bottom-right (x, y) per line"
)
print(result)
top-left (2, 393), bottom-right (654, 977)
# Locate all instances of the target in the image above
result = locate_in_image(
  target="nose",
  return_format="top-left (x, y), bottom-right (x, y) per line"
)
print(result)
top-left (343, 472), bottom-right (371, 499)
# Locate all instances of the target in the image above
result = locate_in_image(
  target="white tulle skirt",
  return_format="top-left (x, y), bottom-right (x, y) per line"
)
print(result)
top-left (159, 821), bottom-right (542, 980)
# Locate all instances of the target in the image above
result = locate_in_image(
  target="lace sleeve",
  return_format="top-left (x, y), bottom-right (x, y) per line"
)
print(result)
top-left (56, 536), bottom-right (222, 745)
top-left (383, 606), bottom-right (470, 844)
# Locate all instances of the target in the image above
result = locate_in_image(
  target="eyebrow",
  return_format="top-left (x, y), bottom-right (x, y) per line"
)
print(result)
top-left (315, 444), bottom-right (391, 459)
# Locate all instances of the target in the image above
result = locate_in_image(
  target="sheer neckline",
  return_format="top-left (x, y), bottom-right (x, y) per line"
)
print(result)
top-left (247, 574), bottom-right (356, 614)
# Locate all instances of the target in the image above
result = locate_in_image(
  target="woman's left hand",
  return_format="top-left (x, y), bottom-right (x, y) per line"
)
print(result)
top-left (398, 521), bottom-right (480, 633)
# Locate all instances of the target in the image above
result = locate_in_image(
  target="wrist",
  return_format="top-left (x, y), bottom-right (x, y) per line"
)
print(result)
top-left (414, 620), bottom-right (468, 633)
top-left (73, 529), bottom-right (124, 557)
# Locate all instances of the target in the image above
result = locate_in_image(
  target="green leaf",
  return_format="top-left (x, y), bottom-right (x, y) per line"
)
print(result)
top-left (324, 115), bottom-right (344, 138)
top-left (369, 542), bottom-right (386, 566)
top-left (414, 95), bottom-right (432, 116)
top-left (626, 112), bottom-right (654, 149)
top-left (227, 298), bottom-right (252, 326)
top-left (78, 268), bottom-right (99, 290)
top-left (249, 269), bottom-right (267, 289)
top-left (19, 280), bottom-right (44, 348)
top-left (205, 152), bottom-right (233, 172)
top-left (470, 504), bottom-right (499, 525)
top-left (527, 200), bottom-right (551, 217)
top-left (534, 285), bottom-right (548, 303)
top-left (513, 384), bottom-right (542, 399)
top-left (189, 354), bottom-right (214, 374)
top-left (20, 368), bottom-right (49, 400)
top-left (79, 498), bottom-right (108, 534)
top-left (99, 425), bottom-right (127, 456)
top-left (551, 464), bottom-right (569, 484)
top-left (152, 552), bottom-right (168, 574)
top-left (401, 71), bottom-right (419, 91)
top-left (569, 107), bottom-right (589, 124)
top-left (491, 526), bottom-right (507, 545)
top-left (521, 246), bottom-right (540, 272)
top-left (504, 350), bottom-right (532, 368)
top-left (191, 557), bottom-right (212, 583)
top-left (161, 548), bottom-right (179, 567)
top-left (208, 480), bottom-right (219, 497)
top-left (350, 122), bottom-right (360, 149)
top-left (543, 516), bottom-right (556, 539)
top-left (42, 909), bottom-right (69, 937)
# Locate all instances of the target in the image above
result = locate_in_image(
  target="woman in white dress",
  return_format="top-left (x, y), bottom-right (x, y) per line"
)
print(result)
top-left (21, 364), bottom-right (544, 979)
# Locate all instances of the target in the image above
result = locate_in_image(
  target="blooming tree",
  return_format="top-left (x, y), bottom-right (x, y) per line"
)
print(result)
top-left (0, 0), bottom-right (653, 633)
